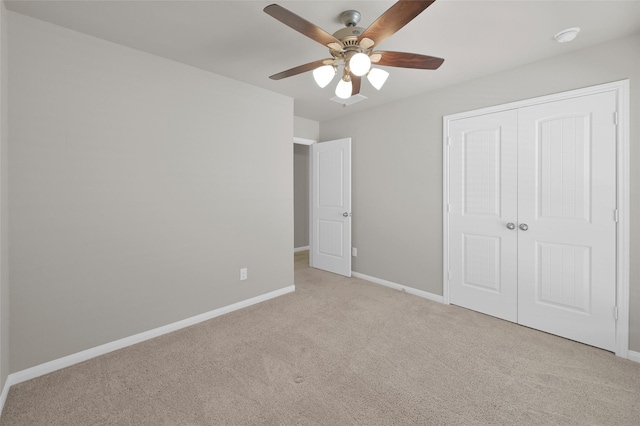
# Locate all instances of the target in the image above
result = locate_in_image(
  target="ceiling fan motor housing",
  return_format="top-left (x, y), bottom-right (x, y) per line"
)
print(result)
top-left (332, 27), bottom-right (366, 47)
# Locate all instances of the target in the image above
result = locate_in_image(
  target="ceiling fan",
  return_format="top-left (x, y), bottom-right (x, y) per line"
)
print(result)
top-left (264, 0), bottom-right (444, 99)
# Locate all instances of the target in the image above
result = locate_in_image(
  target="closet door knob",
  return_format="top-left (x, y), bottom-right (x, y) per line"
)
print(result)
top-left (506, 223), bottom-right (515, 230)
top-left (519, 223), bottom-right (529, 231)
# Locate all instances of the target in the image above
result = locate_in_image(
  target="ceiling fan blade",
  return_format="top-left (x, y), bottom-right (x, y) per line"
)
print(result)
top-left (351, 75), bottom-right (361, 96)
top-left (269, 58), bottom-right (333, 80)
top-left (358, 0), bottom-right (435, 47)
top-left (264, 4), bottom-right (342, 48)
top-left (374, 51), bottom-right (444, 70)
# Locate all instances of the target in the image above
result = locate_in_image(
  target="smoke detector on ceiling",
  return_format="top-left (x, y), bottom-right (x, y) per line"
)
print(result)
top-left (554, 27), bottom-right (580, 43)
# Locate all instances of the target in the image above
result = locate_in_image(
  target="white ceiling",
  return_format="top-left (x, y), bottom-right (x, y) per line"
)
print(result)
top-left (5, 0), bottom-right (640, 122)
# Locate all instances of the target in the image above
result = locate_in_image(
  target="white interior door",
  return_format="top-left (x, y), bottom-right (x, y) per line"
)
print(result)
top-left (517, 92), bottom-right (617, 351)
top-left (448, 110), bottom-right (518, 322)
top-left (310, 138), bottom-right (351, 277)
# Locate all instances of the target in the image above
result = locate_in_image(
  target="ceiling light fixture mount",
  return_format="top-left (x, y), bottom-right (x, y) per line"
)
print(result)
top-left (554, 27), bottom-right (581, 43)
top-left (340, 10), bottom-right (361, 28)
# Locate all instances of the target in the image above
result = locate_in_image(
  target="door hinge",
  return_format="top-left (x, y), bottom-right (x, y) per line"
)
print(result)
top-left (614, 209), bottom-right (619, 223)
top-left (447, 136), bottom-right (451, 146)
top-left (614, 306), bottom-right (619, 320)
top-left (447, 203), bottom-right (451, 213)
top-left (613, 111), bottom-right (619, 125)
top-left (448, 270), bottom-right (451, 281)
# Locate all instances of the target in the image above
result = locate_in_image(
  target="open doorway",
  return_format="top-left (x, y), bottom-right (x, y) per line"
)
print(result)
top-left (294, 137), bottom-right (314, 269)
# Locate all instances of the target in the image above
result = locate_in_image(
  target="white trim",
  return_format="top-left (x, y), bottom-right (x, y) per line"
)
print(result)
top-left (308, 147), bottom-right (314, 268)
top-left (443, 80), bottom-right (629, 122)
top-left (352, 272), bottom-right (444, 304)
top-left (442, 117), bottom-right (450, 305)
top-left (0, 285), bottom-right (295, 403)
top-left (293, 137), bottom-right (316, 145)
top-left (628, 351), bottom-right (640, 364)
top-left (294, 246), bottom-right (310, 253)
top-left (614, 80), bottom-right (630, 358)
top-left (442, 79), bottom-right (630, 358)
top-left (0, 378), bottom-right (9, 418)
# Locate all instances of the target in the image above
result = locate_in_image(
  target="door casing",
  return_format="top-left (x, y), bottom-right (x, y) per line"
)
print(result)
top-left (442, 80), bottom-right (630, 358)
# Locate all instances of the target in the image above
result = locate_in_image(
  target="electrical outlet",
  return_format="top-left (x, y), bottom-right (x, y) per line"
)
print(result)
top-left (240, 268), bottom-right (248, 281)
top-left (352, 247), bottom-right (357, 257)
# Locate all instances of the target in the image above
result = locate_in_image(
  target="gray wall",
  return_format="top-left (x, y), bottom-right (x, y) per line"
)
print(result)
top-left (8, 12), bottom-right (293, 372)
top-left (294, 116), bottom-right (319, 141)
top-left (293, 117), bottom-right (318, 249)
top-left (293, 144), bottom-right (310, 249)
top-left (0, 1), bottom-right (8, 388)
top-left (320, 34), bottom-right (640, 351)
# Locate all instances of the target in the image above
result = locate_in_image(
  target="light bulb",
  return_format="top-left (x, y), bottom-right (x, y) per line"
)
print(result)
top-left (349, 53), bottom-right (371, 77)
top-left (367, 68), bottom-right (389, 90)
top-left (335, 79), bottom-right (353, 99)
top-left (312, 65), bottom-right (336, 88)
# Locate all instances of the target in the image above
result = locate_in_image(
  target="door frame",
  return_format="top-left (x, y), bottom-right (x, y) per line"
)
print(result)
top-left (442, 80), bottom-right (630, 358)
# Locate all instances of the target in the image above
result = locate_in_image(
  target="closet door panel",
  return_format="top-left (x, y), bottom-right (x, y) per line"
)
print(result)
top-left (448, 110), bottom-right (518, 322)
top-left (517, 92), bottom-right (617, 351)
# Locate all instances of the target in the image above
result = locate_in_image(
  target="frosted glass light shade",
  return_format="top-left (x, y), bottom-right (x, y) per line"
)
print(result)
top-left (313, 65), bottom-right (336, 88)
top-left (335, 79), bottom-right (353, 99)
top-left (367, 68), bottom-right (389, 90)
top-left (349, 53), bottom-right (371, 77)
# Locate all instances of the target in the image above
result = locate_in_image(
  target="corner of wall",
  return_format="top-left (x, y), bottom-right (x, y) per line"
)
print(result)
top-left (294, 116), bottom-right (319, 141)
top-left (0, 0), bottom-right (10, 411)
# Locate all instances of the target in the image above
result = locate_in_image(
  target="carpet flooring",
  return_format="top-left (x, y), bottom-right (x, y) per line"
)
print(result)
top-left (1, 266), bottom-right (639, 425)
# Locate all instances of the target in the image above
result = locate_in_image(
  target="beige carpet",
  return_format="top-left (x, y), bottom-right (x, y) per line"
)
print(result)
top-left (2, 267), bottom-right (639, 425)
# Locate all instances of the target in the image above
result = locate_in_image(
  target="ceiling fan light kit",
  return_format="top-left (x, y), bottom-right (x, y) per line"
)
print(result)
top-left (313, 65), bottom-right (336, 88)
top-left (349, 52), bottom-right (372, 77)
top-left (335, 78), bottom-right (353, 99)
top-left (367, 68), bottom-right (389, 90)
top-left (264, 0), bottom-right (444, 102)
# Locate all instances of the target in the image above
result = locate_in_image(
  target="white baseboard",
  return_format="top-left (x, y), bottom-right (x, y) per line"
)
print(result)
top-left (294, 246), bottom-right (310, 253)
top-left (0, 377), bottom-right (9, 418)
top-left (0, 284), bottom-right (295, 414)
top-left (628, 350), bottom-right (640, 364)
top-left (352, 272), bottom-right (444, 304)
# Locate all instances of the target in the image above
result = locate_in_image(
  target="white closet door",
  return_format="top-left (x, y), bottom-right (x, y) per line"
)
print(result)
top-left (517, 92), bottom-right (617, 351)
top-left (448, 110), bottom-right (518, 322)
